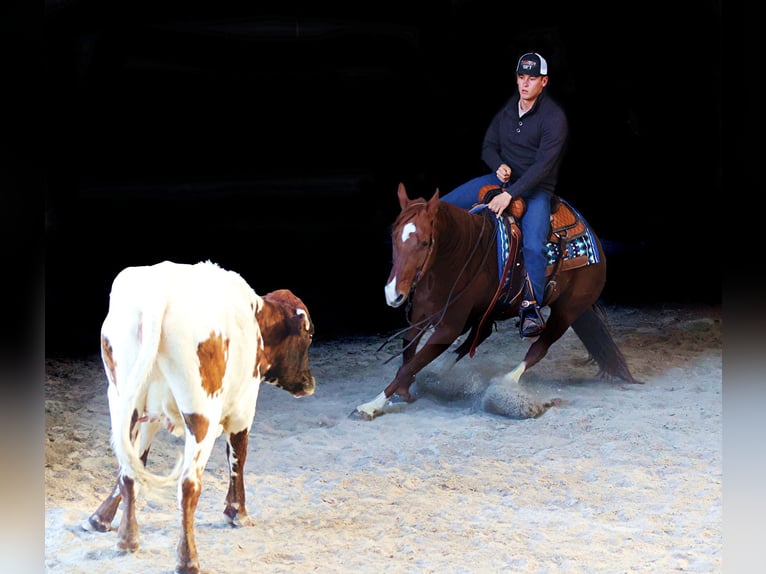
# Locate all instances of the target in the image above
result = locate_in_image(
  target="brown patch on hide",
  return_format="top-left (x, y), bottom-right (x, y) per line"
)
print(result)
top-left (197, 332), bottom-right (227, 396)
top-left (100, 334), bottom-right (117, 386)
top-left (183, 412), bottom-right (210, 444)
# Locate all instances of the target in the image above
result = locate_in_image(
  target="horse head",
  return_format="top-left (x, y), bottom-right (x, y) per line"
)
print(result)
top-left (384, 183), bottom-right (440, 308)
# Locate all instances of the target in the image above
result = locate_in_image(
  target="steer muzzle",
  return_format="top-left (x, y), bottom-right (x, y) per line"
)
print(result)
top-left (271, 371), bottom-right (316, 397)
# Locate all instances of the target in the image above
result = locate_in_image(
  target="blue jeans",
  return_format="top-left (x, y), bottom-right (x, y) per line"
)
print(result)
top-left (441, 174), bottom-right (551, 305)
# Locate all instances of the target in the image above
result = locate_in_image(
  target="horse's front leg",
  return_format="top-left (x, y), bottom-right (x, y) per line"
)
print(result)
top-left (378, 329), bottom-right (427, 401)
top-left (354, 334), bottom-right (454, 420)
top-left (384, 340), bottom-right (452, 401)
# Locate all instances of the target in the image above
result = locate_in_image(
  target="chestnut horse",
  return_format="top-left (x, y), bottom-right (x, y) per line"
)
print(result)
top-left (355, 183), bottom-right (638, 419)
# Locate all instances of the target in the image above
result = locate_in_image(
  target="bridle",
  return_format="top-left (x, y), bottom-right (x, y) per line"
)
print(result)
top-left (391, 199), bottom-right (434, 304)
top-left (378, 206), bottom-right (498, 360)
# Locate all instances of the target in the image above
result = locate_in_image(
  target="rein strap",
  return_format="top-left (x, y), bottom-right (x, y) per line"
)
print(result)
top-left (468, 215), bottom-right (521, 358)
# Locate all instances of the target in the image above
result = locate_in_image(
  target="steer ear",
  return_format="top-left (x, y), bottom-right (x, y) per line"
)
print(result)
top-left (290, 295), bottom-right (314, 336)
top-left (259, 290), bottom-right (313, 339)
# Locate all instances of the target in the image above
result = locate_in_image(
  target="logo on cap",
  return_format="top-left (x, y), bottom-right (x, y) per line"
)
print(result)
top-left (516, 52), bottom-right (547, 76)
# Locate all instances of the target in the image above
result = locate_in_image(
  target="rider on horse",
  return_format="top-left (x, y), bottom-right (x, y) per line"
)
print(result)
top-left (441, 52), bottom-right (569, 338)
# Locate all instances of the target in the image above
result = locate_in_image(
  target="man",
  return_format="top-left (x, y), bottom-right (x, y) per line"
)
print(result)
top-left (441, 51), bottom-right (569, 338)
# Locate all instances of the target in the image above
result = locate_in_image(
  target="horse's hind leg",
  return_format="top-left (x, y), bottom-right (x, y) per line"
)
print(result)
top-left (501, 307), bottom-right (574, 385)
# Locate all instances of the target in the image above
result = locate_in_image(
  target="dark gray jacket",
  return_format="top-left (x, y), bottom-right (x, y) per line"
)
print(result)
top-left (481, 90), bottom-right (568, 198)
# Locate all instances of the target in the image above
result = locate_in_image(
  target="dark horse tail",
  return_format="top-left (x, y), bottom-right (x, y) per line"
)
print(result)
top-left (571, 304), bottom-right (641, 384)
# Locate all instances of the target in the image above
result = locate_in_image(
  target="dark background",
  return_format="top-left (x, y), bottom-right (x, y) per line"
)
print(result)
top-left (40, 0), bottom-right (724, 356)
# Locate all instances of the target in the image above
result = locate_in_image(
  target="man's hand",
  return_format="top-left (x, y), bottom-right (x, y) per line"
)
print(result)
top-left (495, 164), bottom-right (512, 183)
top-left (487, 191), bottom-right (512, 216)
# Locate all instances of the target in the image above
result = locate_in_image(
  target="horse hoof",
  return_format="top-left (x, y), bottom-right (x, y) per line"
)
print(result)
top-left (349, 396), bottom-right (411, 421)
top-left (618, 380), bottom-right (645, 390)
top-left (349, 408), bottom-right (377, 421)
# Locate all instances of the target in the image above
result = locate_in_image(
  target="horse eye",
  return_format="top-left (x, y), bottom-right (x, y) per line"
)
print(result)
top-left (421, 241), bottom-right (429, 248)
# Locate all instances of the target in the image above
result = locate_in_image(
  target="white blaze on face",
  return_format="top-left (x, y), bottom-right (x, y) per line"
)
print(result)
top-left (400, 221), bottom-right (416, 243)
top-left (385, 220), bottom-right (418, 306)
top-left (384, 276), bottom-right (399, 304)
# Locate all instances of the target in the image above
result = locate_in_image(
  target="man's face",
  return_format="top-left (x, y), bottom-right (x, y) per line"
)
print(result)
top-left (516, 74), bottom-right (548, 102)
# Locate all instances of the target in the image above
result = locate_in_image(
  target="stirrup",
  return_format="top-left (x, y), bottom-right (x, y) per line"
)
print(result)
top-left (519, 300), bottom-right (545, 338)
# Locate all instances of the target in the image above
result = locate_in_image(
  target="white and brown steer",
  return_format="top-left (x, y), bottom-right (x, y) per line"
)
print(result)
top-left (86, 260), bottom-right (315, 574)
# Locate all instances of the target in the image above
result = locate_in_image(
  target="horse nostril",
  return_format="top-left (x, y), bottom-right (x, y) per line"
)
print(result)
top-left (387, 295), bottom-right (401, 308)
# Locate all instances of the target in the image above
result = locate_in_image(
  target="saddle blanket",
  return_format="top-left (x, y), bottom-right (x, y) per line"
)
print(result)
top-left (475, 198), bottom-right (601, 292)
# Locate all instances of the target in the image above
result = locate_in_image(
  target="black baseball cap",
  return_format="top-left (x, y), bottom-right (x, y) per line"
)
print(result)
top-left (516, 52), bottom-right (548, 76)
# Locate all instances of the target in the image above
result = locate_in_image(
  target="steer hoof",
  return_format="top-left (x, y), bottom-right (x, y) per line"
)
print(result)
top-left (116, 540), bottom-right (139, 553)
top-left (83, 515), bottom-right (112, 533)
top-left (175, 562), bottom-right (201, 574)
top-left (224, 505), bottom-right (256, 527)
top-left (229, 514), bottom-right (255, 528)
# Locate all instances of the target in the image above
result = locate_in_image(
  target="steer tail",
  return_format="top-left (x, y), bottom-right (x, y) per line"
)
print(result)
top-left (570, 304), bottom-right (641, 384)
top-left (109, 294), bottom-right (182, 493)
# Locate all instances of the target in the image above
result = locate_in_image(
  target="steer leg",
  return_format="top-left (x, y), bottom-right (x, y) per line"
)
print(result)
top-left (223, 427), bottom-right (253, 526)
top-left (87, 420), bottom-right (161, 532)
top-left (175, 413), bottom-right (218, 574)
top-left (87, 481), bottom-right (122, 533)
top-left (115, 474), bottom-right (139, 552)
top-left (176, 471), bottom-right (203, 574)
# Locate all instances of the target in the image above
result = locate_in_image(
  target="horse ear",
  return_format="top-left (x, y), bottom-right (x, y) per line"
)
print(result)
top-left (397, 182), bottom-right (409, 208)
top-left (428, 188), bottom-right (441, 211)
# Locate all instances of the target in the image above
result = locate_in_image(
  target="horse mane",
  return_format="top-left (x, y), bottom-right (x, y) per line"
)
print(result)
top-left (393, 195), bottom-right (495, 257)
